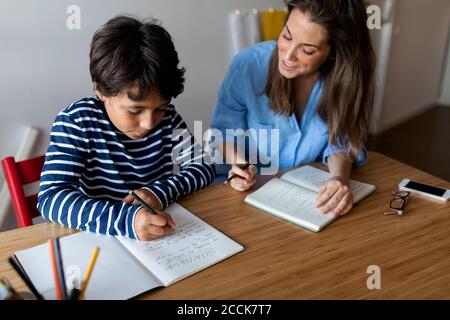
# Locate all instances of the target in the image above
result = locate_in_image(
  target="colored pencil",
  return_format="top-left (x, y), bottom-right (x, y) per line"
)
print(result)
top-left (47, 239), bottom-right (63, 300)
top-left (53, 238), bottom-right (68, 300)
top-left (79, 247), bottom-right (100, 300)
top-left (8, 256), bottom-right (44, 300)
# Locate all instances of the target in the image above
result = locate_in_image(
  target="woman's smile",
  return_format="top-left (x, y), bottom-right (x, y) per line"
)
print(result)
top-left (281, 58), bottom-right (299, 71)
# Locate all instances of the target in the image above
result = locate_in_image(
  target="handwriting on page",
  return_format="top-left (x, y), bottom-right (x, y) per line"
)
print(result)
top-left (265, 184), bottom-right (319, 215)
top-left (137, 220), bottom-right (220, 271)
top-left (285, 167), bottom-right (329, 191)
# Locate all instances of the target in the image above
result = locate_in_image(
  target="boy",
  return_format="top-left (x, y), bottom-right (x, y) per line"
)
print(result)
top-left (38, 16), bottom-right (215, 241)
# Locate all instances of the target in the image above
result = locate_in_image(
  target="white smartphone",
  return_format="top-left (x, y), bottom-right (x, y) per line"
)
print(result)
top-left (399, 179), bottom-right (450, 202)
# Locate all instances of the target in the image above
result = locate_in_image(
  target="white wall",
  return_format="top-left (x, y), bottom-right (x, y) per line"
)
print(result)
top-left (369, 0), bottom-right (395, 134)
top-left (0, 0), bottom-right (283, 156)
top-left (0, 0), bottom-right (283, 230)
top-left (379, 0), bottom-right (450, 130)
top-left (440, 31), bottom-right (450, 105)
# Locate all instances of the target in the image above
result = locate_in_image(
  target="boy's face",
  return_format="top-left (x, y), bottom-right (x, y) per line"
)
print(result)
top-left (96, 85), bottom-right (170, 140)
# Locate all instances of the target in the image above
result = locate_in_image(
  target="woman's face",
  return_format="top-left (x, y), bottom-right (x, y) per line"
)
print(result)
top-left (277, 9), bottom-right (331, 79)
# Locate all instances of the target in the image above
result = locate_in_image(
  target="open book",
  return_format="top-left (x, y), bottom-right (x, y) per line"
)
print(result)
top-left (13, 203), bottom-right (243, 300)
top-left (245, 165), bottom-right (376, 232)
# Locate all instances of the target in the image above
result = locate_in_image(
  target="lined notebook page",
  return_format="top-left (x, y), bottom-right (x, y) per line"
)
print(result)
top-left (245, 178), bottom-right (336, 232)
top-left (281, 165), bottom-right (376, 204)
top-left (117, 203), bottom-right (244, 286)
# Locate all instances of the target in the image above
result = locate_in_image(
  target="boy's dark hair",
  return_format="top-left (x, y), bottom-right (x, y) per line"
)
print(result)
top-left (90, 16), bottom-right (185, 101)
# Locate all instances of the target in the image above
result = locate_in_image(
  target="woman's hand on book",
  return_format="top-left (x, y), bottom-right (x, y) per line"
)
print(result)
top-left (315, 176), bottom-right (353, 217)
top-left (228, 164), bottom-right (257, 192)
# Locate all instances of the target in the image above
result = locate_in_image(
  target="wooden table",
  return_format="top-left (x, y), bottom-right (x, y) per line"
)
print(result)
top-left (1, 152), bottom-right (449, 299)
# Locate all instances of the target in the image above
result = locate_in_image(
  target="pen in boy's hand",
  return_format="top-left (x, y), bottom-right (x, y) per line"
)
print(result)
top-left (129, 190), bottom-right (157, 215)
top-left (129, 190), bottom-right (176, 229)
top-left (224, 163), bottom-right (251, 185)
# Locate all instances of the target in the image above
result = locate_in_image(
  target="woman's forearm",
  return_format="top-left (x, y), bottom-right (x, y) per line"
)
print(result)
top-left (328, 153), bottom-right (353, 181)
top-left (221, 141), bottom-right (247, 165)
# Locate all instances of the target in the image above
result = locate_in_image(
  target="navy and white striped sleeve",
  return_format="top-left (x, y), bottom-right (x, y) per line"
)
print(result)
top-left (37, 112), bottom-right (141, 238)
top-left (143, 111), bottom-right (216, 209)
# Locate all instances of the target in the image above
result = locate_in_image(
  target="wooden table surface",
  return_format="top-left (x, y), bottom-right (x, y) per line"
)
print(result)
top-left (0, 152), bottom-right (449, 299)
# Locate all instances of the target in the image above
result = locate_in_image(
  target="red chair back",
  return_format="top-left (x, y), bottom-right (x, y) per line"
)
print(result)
top-left (1, 155), bottom-right (45, 228)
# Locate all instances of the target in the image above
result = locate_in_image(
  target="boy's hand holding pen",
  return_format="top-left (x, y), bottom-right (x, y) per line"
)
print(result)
top-left (124, 189), bottom-right (176, 241)
top-left (224, 163), bottom-right (257, 192)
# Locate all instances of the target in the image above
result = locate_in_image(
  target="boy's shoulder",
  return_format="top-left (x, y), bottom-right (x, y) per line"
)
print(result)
top-left (58, 96), bottom-right (104, 119)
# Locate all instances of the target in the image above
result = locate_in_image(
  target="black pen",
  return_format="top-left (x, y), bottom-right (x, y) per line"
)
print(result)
top-left (8, 256), bottom-right (45, 300)
top-left (223, 163), bottom-right (251, 185)
top-left (128, 190), bottom-right (157, 215)
top-left (129, 190), bottom-right (176, 229)
top-left (70, 288), bottom-right (81, 300)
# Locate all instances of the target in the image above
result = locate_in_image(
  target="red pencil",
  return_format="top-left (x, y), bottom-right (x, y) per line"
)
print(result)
top-left (47, 239), bottom-right (63, 300)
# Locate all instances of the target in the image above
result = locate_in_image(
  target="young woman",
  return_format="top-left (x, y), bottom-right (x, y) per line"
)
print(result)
top-left (211, 0), bottom-right (375, 217)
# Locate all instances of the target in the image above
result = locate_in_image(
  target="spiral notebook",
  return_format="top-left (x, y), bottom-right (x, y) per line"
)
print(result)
top-left (245, 165), bottom-right (376, 232)
top-left (13, 203), bottom-right (243, 300)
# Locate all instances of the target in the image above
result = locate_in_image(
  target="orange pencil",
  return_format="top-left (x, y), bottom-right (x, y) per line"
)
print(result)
top-left (47, 239), bottom-right (63, 300)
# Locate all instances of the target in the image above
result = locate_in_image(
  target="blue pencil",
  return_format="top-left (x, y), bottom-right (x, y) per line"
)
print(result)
top-left (53, 238), bottom-right (68, 300)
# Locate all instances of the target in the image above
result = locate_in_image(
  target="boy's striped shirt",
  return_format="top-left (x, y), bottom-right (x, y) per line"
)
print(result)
top-left (38, 96), bottom-right (215, 239)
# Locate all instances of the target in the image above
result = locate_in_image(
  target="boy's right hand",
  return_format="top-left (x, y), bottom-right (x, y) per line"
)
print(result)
top-left (134, 207), bottom-right (175, 241)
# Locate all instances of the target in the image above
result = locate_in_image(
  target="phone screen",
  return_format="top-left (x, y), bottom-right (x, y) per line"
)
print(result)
top-left (405, 181), bottom-right (446, 197)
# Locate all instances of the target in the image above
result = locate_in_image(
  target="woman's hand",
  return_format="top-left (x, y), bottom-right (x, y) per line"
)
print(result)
top-left (228, 164), bottom-right (257, 192)
top-left (315, 176), bottom-right (353, 217)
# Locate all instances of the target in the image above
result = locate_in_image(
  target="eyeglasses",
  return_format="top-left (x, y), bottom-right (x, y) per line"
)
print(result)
top-left (384, 191), bottom-right (411, 216)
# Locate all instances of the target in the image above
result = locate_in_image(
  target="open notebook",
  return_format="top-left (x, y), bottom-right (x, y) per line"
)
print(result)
top-left (245, 165), bottom-right (376, 232)
top-left (14, 203), bottom-right (243, 300)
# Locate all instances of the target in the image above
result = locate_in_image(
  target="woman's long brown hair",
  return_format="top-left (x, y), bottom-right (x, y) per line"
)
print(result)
top-left (265, 0), bottom-right (376, 157)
